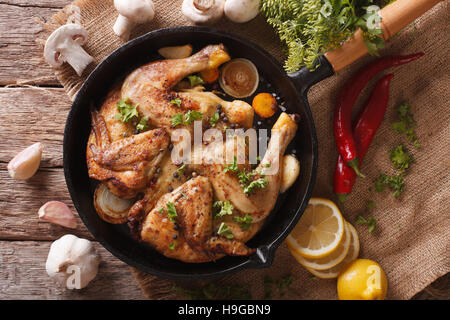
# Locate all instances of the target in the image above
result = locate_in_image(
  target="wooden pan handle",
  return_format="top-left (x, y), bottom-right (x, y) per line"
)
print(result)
top-left (325, 0), bottom-right (443, 72)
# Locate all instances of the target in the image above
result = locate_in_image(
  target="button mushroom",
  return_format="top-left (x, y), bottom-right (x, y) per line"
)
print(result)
top-left (224, 0), bottom-right (260, 23)
top-left (113, 0), bottom-right (155, 40)
top-left (182, 0), bottom-right (225, 24)
top-left (44, 23), bottom-right (93, 76)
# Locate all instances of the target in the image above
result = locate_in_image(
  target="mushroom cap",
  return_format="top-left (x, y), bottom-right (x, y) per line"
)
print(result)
top-left (182, 0), bottom-right (225, 24)
top-left (44, 23), bottom-right (88, 67)
top-left (224, 0), bottom-right (260, 23)
top-left (114, 0), bottom-right (155, 23)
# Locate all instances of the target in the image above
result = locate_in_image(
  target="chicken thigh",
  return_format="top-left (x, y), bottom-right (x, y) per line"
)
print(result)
top-left (140, 176), bottom-right (255, 262)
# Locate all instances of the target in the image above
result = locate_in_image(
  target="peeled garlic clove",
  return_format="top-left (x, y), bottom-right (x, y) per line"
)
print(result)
top-left (280, 154), bottom-right (300, 193)
top-left (219, 58), bottom-right (259, 98)
top-left (94, 183), bottom-right (134, 224)
top-left (38, 201), bottom-right (77, 229)
top-left (7, 142), bottom-right (43, 180)
top-left (158, 44), bottom-right (193, 59)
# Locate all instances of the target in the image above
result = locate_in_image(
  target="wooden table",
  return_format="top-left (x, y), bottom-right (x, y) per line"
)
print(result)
top-left (0, 0), bottom-right (445, 300)
top-left (0, 0), bottom-right (143, 299)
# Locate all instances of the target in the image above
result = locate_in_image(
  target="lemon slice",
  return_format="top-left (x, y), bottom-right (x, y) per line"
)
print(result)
top-left (286, 198), bottom-right (345, 258)
top-left (289, 221), bottom-right (351, 270)
top-left (302, 222), bottom-right (360, 279)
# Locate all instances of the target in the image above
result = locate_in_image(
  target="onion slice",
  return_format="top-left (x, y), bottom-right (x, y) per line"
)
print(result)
top-left (94, 183), bottom-right (134, 224)
top-left (219, 58), bottom-right (259, 98)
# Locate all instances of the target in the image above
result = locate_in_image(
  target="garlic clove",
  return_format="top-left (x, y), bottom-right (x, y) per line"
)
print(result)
top-left (158, 44), bottom-right (193, 59)
top-left (38, 201), bottom-right (77, 229)
top-left (7, 142), bottom-right (43, 180)
top-left (280, 154), bottom-right (300, 193)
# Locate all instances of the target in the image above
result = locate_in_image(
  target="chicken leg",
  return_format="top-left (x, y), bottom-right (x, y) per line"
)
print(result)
top-left (140, 176), bottom-right (255, 262)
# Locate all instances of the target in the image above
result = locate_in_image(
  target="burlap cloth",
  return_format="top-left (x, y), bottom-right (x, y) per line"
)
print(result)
top-left (39, 0), bottom-right (449, 299)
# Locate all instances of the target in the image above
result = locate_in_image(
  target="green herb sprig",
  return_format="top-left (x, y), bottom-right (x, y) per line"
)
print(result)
top-left (392, 102), bottom-right (420, 147)
top-left (261, 0), bottom-right (394, 72)
top-left (213, 201), bottom-right (234, 219)
top-left (171, 110), bottom-right (203, 127)
top-left (356, 215), bottom-right (377, 233)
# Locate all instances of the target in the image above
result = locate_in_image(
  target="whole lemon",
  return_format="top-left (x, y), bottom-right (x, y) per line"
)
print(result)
top-left (337, 259), bottom-right (388, 300)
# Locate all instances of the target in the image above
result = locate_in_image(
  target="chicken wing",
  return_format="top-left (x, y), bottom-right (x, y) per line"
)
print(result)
top-left (87, 103), bottom-right (170, 199)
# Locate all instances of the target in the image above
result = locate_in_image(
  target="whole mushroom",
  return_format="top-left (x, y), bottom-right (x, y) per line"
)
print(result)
top-left (113, 0), bottom-right (155, 40)
top-left (224, 0), bottom-right (260, 23)
top-left (44, 24), bottom-right (93, 76)
top-left (182, 0), bottom-right (225, 24)
top-left (46, 234), bottom-right (100, 289)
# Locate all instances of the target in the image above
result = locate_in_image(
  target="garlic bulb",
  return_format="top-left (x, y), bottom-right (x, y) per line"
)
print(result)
top-left (46, 234), bottom-right (100, 289)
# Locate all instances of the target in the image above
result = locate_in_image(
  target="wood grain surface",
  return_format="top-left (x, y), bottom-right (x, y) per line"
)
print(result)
top-left (0, 0), bottom-right (446, 300)
top-left (0, 0), bottom-right (145, 299)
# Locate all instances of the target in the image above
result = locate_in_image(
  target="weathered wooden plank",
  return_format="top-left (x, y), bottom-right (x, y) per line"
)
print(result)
top-left (0, 87), bottom-right (93, 240)
top-left (0, 166), bottom-right (94, 240)
top-left (0, 87), bottom-right (70, 167)
top-left (0, 241), bottom-right (144, 299)
top-left (0, 1), bottom-right (71, 85)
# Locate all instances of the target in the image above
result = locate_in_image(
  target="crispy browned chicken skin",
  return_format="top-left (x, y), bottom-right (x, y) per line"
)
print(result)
top-left (87, 44), bottom-right (299, 263)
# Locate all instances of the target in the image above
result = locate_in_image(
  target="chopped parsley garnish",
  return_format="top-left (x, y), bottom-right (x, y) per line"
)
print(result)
top-left (375, 173), bottom-right (405, 198)
top-left (233, 213), bottom-right (253, 230)
top-left (187, 75), bottom-right (204, 87)
top-left (171, 113), bottom-right (184, 127)
top-left (392, 102), bottom-right (420, 147)
top-left (176, 164), bottom-right (186, 176)
top-left (173, 282), bottom-right (251, 300)
top-left (264, 274), bottom-right (294, 299)
top-left (356, 216), bottom-right (377, 233)
top-left (209, 111), bottom-right (220, 127)
top-left (170, 98), bottom-right (182, 107)
top-left (168, 241), bottom-right (176, 250)
top-left (223, 156), bottom-right (268, 195)
top-left (276, 274), bottom-right (293, 298)
top-left (366, 200), bottom-right (376, 209)
top-left (157, 207), bottom-right (165, 214)
top-left (171, 111), bottom-right (203, 127)
top-left (166, 201), bottom-right (178, 224)
top-left (183, 110), bottom-right (203, 124)
top-left (213, 201), bottom-right (234, 219)
top-left (223, 156), bottom-right (239, 173)
top-left (217, 222), bottom-right (234, 239)
top-left (115, 98), bottom-right (138, 123)
top-left (136, 116), bottom-right (149, 132)
top-left (243, 177), bottom-right (269, 195)
top-left (389, 145), bottom-right (414, 172)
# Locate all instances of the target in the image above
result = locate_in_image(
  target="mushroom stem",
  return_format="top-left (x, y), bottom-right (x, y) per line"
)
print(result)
top-left (113, 14), bottom-right (135, 40)
top-left (62, 46), bottom-right (94, 76)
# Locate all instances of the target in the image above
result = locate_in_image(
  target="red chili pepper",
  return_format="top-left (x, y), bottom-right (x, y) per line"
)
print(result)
top-left (333, 52), bottom-right (424, 178)
top-left (334, 74), bottom-right (395, 202)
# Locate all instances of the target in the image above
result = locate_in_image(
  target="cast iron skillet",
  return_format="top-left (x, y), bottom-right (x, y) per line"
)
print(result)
top-left (63, 26), bottom-right (333, 281)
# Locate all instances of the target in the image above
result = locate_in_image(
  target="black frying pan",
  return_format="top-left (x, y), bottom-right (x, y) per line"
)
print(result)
top-left (63, 1), bottom-right (435, 280)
